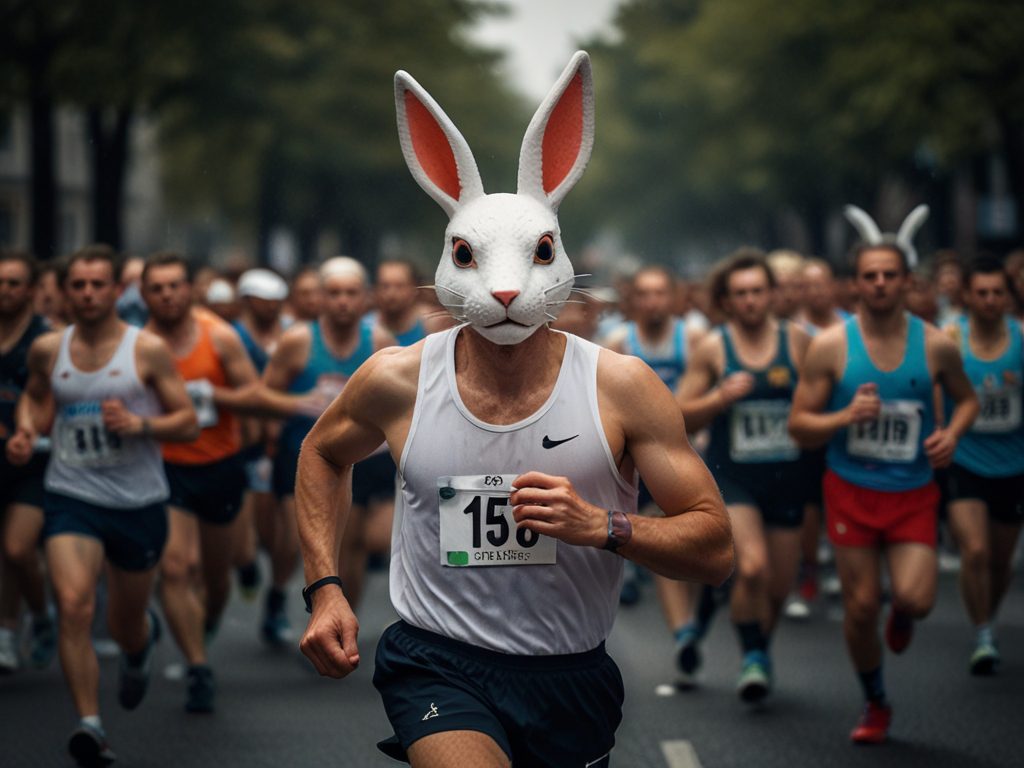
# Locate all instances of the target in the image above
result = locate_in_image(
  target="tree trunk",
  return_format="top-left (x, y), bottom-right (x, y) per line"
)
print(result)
top-left (28, 28), bottom-right (57, 260)
top-left (999, 117), bottom-right (1024, 245)
top-left (257, 145), bottom-right (284, 266)
top-left (88, 106), bottom-right (132, 250)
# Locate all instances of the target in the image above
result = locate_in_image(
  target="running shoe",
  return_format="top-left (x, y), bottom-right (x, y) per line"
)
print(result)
top-left (884, 609), bottom-right (913, 655)
top-left (185, 665), bottom-right (216, 713)
top-left (736, 650), bottom-right (772, 704)
top-left (850, 701), bottom-right (892, 744)
top-left (261, 609), bottom-right (295, 648)
top-left (798, 571), bottom-right (818, 602)
top-left (237, 562), bottom-right (261, 602)
top-left (118, 609), bottom-right (161, 711)
top-left (675, 623), bottom-right (703, 677)
top-left (0, 627), bottom-right (20, 673)
top-left (784, 595), bottom-right (811, 620)
top-left (969, 642), bottom-right (1000, 676)
top-left (68, 723), bottom-right (117, 767)
top-left (29, 610), bottom-right (57, 669)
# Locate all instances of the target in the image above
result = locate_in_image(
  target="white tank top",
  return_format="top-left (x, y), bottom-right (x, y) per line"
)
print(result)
top-left (46, 325), bottom-right (168, 508)
top-left (391, 326), bottom-right (637, 655)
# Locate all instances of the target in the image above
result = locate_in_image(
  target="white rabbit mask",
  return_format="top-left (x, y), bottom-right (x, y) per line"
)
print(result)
top-left (843, 204), bottom-right (930, 269)
top-left (394, 51), bottom-right (594, 346)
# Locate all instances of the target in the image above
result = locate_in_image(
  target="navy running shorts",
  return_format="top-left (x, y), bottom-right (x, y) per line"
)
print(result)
top-left (716, 466), bottom-right (805, 528)
top-left (165, 453), bottom-right (246, 526)
top-left (373, 620), bottom-right (623, 767)
top-left (352, 451), bottom-right (397, 508)
top-left (42, 491), bottom-right (167, 572)
top-left (946, 464), bottom-right (1024, 524)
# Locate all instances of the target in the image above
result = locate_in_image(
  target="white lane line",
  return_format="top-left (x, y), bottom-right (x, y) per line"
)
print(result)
top-left (661, 740), bottom-right (703, 768)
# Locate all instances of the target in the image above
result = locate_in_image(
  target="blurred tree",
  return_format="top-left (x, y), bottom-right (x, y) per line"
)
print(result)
top-left (573, 0), bottom-right (1024, 260)
top-left (2, 0), bottom-right (522, 263)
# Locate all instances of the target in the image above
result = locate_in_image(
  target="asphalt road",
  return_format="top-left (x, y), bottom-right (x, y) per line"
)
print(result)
top-left (3, 561), bottom-right (1022, 767)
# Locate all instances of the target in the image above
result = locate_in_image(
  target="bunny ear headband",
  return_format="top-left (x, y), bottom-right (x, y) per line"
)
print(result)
top-left (843, 204), bottom-right (930, 269)
top-left (394, 51), bottom-right (595, 218)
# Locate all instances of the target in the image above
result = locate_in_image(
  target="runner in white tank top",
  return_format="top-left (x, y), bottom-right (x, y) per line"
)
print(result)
top-left (6, 246), bottom-right (198, 767)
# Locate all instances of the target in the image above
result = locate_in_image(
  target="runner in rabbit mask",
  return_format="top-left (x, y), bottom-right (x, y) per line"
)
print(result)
top-left (294, 52), bottom-right (733, 767)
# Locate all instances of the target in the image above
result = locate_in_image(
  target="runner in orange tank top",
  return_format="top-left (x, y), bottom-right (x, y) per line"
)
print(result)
top-left (141, 253), bottom-right (259, 714)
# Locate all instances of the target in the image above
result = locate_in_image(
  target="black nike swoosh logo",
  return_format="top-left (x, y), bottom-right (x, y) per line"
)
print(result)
top-left (542, 434), bottom-right (579, 449)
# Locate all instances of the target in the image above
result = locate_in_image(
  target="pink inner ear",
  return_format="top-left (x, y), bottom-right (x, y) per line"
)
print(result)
top-left (542, 73), bottom-right (583, 195)
top-left (405, 91), bottom-right (461, 202)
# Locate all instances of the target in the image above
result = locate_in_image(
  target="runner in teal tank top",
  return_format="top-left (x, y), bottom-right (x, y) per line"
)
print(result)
top-left (679, 250), bottom-right (812, 705)
top-left (790, 238), bottom-right (979, 744)
top-left (942, 256), bottom-right (1024, 676)
top-left (259, 258), bottom-right (395, 644)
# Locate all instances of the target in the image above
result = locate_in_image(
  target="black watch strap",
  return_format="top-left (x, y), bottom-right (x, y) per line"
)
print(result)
top-left (302, 575), bottom-right (344, 613)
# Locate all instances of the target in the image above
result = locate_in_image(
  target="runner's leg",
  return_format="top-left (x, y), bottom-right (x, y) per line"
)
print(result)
top-left (159, 506), bottom-right (205, 665)
top-left (948, 500), bottom-right (989, 626)
top-left (407, 731), bottom-right (510, 768)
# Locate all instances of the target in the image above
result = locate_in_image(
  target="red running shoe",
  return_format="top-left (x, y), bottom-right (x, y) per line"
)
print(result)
top-left (885, 609), bottom-right (913, 654)
top-left (798, 573), bottom-right (818, 602)
top-left (850, 701), bottom-right (892, 744)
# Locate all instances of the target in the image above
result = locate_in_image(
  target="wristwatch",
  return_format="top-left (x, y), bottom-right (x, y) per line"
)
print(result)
top-left (603, 509), bottom-right (633, 552)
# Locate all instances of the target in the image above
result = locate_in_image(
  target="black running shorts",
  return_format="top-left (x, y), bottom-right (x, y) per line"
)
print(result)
top-left (373, 620), bottom-right (623, 767)
top-left (946, 464), bottom-right (1024, 524)
top-left (165, 453), bottom-right (246, 526)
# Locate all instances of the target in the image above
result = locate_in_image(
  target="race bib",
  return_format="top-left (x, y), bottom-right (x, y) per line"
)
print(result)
top-left (437, 475), bottom-right (557, 567)
top-left (973, 383), bottom-right (1022, 434)
top-left (729, 399), bottom-right (799, 463)
top-left (186, 378), bottom-right (218, 429)
top-left (847, 400), bottom-right (922, 463)
top-left (55, 402), bottom-right (124, 468)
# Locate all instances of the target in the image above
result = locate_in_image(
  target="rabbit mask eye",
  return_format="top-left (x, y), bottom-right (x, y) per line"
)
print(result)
top-left (452, 238), bottom-right (475, 268)
top-left (533, 234), bottom-right (555, 265)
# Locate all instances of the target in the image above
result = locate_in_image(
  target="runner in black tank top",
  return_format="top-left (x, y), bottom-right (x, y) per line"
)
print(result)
top-left (677, 250), bottom-right (811, 704)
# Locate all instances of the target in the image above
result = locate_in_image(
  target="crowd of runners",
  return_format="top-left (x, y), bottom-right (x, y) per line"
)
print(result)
top-left (1, 227), bottom-right (1022, 765)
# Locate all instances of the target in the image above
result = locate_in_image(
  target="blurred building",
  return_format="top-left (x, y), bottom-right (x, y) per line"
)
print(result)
top-left (0, 106), bottom-right (166, 255)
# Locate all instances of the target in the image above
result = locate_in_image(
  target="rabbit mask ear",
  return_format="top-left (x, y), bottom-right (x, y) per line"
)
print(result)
top-left (843, 205), bottom-right (883, 245)
top-left (896, 204), bottom-right (929, 268)
top-left (517, 51), bottom-right (594, 211)
top-left (395, 72), bottom-right (485, 218)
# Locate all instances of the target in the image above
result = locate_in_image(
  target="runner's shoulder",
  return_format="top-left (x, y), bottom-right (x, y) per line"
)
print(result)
top-left (346, 342), bottom-right (421, 409)
top-left (27, 329), bottom-right (63, 368)
top-left (923, 320), bottom-right (961, 363)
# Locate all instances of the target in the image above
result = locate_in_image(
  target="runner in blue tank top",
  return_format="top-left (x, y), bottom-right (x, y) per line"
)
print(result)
top-left (258, 257), bottom-right (394, 638)
top-left (607, 266), bottom-right (708, 647)
top-left (678, 250), bottom-right (811, 704)
top-left (374, 260), bottom-right (430, 347)
top-left (942, 256), bottom-right (1024, 676)
top-left (790, 239), bottom-right (978, 744)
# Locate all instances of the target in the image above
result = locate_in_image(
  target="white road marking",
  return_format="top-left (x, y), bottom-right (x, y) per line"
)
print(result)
top-left (661, 740), bottom-right (703, 768)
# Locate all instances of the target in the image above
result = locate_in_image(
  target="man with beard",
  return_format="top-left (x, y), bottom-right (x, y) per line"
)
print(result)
top-left (676, 249), bottom-right (811, 704)
top-left (0, 250), bottom-right (55, 673)
top-left (141, 252), bottom-right (259, 712)
top-left (7, 244), bottom-right (197, 766)
top-left (789, 240), bottom-right (978, 743)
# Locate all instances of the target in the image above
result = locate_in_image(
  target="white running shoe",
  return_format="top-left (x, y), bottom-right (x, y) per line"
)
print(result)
top-left (0, 627), bottom-right (20, 673)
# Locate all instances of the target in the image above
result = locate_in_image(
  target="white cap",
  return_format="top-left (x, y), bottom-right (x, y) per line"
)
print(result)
top-left (205, 278), bottom-right (235, 304)
top-left (237, 269), bottom-right (288, 300)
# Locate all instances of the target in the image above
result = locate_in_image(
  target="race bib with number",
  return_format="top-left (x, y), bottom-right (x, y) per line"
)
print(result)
top-left (437, 474), bottom-right (557, 567)
top-left (973, 384), bottom-right (1022, 434)
top-left (729, 399), bottom-right (799, 463)
top-left (846, 399), bottom-right (923, 463)
top-left (185, 379), bottom-right (218, 429)
top-left (55, 402), bottom-right (125, 468)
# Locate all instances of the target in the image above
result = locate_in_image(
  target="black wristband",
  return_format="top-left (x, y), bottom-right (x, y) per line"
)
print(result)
top-left (302, 575), bottom-right (344, 613)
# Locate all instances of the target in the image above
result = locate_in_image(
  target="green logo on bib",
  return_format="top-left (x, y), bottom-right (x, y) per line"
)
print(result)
top-left (447, 551), bottom-right (469, 566)
top-left (439, 487), bottom-right (456, 500)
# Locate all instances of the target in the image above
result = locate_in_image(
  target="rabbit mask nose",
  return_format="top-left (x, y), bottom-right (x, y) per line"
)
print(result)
top-left (492, 290), bottom-right (520, 308)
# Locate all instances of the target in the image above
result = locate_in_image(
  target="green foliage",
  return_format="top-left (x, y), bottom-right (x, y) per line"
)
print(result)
top-left (571, 0), bottom-right (1024, 257)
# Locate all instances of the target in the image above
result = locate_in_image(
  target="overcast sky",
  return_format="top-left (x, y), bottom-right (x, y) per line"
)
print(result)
top-left (474, 0), bottom-right (621, 99)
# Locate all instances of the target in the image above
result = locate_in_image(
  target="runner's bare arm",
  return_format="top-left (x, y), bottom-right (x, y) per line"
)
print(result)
top-left (512, 353), bottom-right (733, 585)
top-left (208, 321), bottom-right (260, 412)
top-left (674, 332), bottom-right (728, 432)
top-left (296, 346), bottom-right (415, 679)
top-left (6, 333), bottom-right (59, 464)
top-left (105, 332), bottom-right (198, 442)
top-left (923, 327), bottom-right (979, 467)
top-left (252, 325), bottom-right (312, 418)
top-left (789, 327), bottom-right (864, 449)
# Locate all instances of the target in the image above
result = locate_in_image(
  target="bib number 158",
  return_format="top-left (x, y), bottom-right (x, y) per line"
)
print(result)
top-left (462, 495), bottom-right (539, 549)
